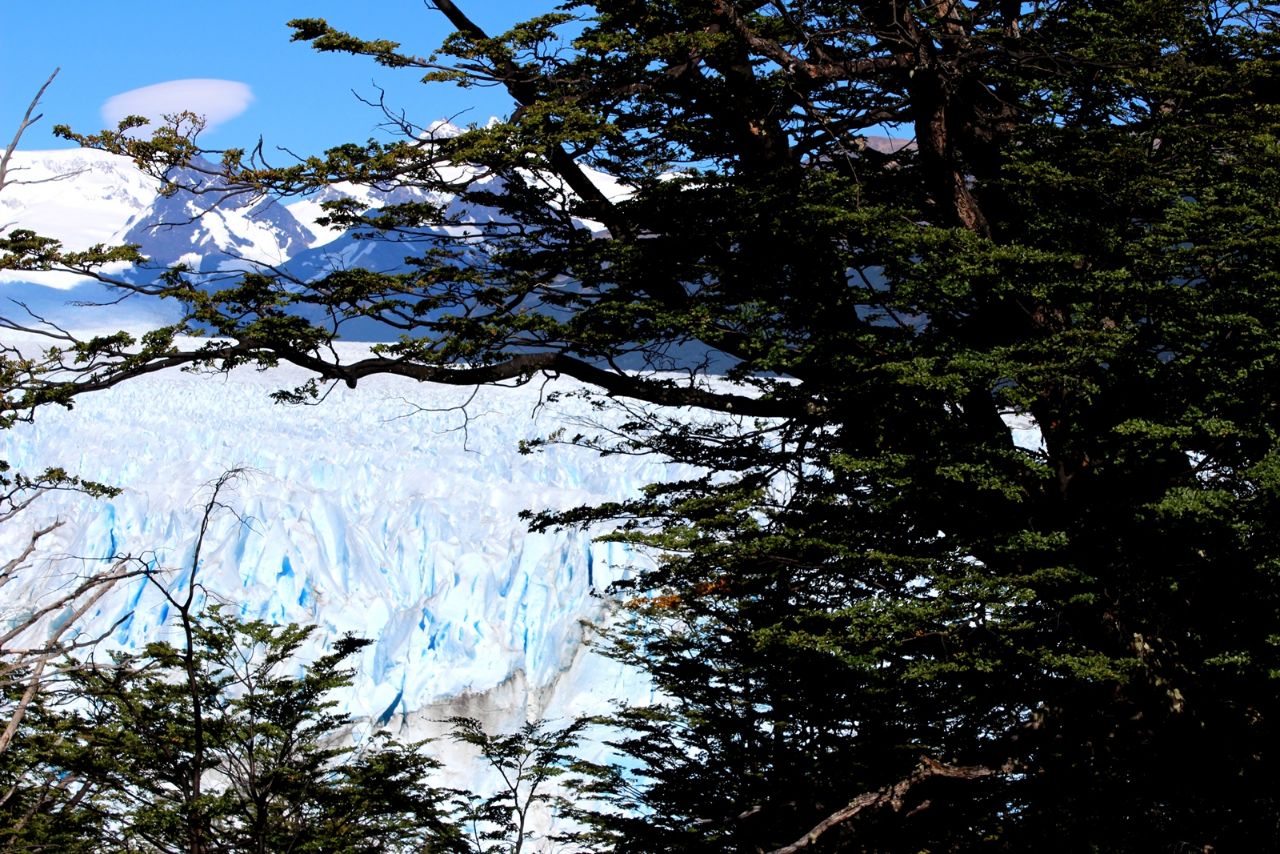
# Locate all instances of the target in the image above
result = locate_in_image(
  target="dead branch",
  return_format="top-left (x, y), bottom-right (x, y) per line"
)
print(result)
top-left (0, 69), bottom-right (60, 195)
top-left (0, 521), bottom-right (61, 579)
top-left (768, 756), bottom-right (1007, 854)
top-left (0, 553), bottom-right (145, 755)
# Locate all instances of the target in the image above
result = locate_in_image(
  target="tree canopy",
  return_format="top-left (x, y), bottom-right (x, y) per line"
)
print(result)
top-left (1, 606), bottom-right (470, 853)
top-left (4, 0), bottom-right (1280, 850)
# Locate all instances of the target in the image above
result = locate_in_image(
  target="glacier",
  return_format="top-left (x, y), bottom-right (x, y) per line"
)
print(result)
top-left (0, 334), bottom-right (686, 749)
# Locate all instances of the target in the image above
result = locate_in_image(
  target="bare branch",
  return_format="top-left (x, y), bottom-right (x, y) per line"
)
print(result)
top-left (714, 1), bottom-right (914, 82)
top-left (0, 521), bottom-right (61, 578)
top-left (0, 549), bottom-right (147, 755)
top-left (0, 69), bottom-right (60, 195)
top-left (384, 385), bottom-right (487, 452)
top-left (768, 756), bottom-right (1008, 854)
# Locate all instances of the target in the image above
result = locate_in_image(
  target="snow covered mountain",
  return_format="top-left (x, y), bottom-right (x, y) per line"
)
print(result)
top-left (0, 148), bottom-right (158, 249)
top-left (1, 147), bottom-right (633, 292)
top-left (0, 149), bottom-right (315, 275)
top-left (119, 165), bottom-right (315, 271)
top-left (0, 149), bottom-right (158, 290)
top-left (1, 150), bottom-right (660, 364)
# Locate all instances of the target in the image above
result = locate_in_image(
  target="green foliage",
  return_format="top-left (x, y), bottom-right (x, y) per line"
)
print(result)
top-left (0, 608), bottom-right (466, 853)
top-left (0, 667), bottom-right (108, 851)
top-left (9, 0), bottom-right (1280, 850)
top-left (448, 716), bottom-right (589, 853)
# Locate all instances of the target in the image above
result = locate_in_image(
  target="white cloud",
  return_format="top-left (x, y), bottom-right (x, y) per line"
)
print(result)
top-left (101, 79), bottom-right (254, 134)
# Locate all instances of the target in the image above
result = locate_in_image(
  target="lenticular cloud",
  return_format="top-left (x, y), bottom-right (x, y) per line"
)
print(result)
top-left (101, 79), bottom-right (253, 133)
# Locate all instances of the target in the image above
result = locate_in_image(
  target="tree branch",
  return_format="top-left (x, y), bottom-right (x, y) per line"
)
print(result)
top-left (4, 322), bottom-right (806, 419)
top-left (0, 68), bottom-right (59, 195)
top-left (430, 1), bottom-right (633, 242)
top-left (715, 2), bottom-right (914, 82)
top-left (768, 756), bottom-right (1007, 853)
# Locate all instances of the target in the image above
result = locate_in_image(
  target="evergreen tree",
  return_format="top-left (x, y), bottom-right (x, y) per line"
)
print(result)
top-left (447, 716), bottom-right (589, 853)
top-left (5, 1), bottom-right (1280, 849)
top-left (0, 664), bottom-right (108, 853)
top-left (1, 608), bottom-right (466, 853)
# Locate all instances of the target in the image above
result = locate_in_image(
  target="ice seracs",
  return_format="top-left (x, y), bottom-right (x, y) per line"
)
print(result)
top-left (0, 342), bottom-right (666, 738)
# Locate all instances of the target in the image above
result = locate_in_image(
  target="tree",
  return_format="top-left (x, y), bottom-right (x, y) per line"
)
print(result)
top-left (448, 716), bottom-right (589, 853)
top-left (0, 472), bottom-right (471, 853)
top-left (55, 606), bottom-right (465, 853)
top-left (55, 473), bottom-right (467, 853)
top-left (0, 600), bottom-right (471, 852)
top-left (5, 0), bottom-right (1280, 849)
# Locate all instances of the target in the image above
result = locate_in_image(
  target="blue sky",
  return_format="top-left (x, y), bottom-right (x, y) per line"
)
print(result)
top-left (3, 1), bottom-right (561, 155)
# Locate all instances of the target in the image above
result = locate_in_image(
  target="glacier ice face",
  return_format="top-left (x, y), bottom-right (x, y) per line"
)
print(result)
top-left (0, 149), bottom-right (686, 733)
top-left (0, 147), bottom-right (697, 798)
top-left (0, 338), bottom-right (673, 732)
